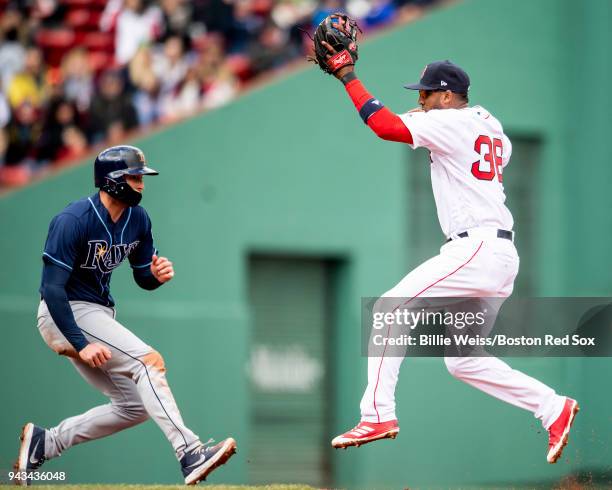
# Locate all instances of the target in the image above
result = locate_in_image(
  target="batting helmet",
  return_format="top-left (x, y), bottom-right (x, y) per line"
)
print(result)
top-left (94, 145), bottom-right (158, 206)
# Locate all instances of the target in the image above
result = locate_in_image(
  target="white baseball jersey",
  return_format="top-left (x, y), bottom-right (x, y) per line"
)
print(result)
top-left (399, 106), bottom-right (513, 237)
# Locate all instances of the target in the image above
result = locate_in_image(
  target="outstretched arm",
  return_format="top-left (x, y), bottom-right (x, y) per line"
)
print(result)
top-left (311, 15), bottom-right (414, 144)
top-left (320, 40), bottom-right (414, 144)
top-left (342, 71), bottom-right (414, 144)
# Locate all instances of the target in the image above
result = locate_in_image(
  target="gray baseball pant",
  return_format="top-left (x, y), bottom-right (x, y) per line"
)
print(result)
top-left (37, 300), bottom-right (201, 460)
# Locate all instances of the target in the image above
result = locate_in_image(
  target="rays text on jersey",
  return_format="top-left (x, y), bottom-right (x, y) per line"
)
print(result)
top-left (81, 240), bottom-right (140, 273)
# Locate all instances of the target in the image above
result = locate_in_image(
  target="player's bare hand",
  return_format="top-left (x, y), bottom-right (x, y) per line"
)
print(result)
top-left (321, 41), bottom-right (355, 80)
top-left (151, 254), bottom-right (174, 283)
top-left (79, 342), bottom-right (112, 368)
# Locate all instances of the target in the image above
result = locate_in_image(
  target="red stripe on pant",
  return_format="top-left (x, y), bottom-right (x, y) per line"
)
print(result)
top-left (372, 241), bottom-right (484, 422)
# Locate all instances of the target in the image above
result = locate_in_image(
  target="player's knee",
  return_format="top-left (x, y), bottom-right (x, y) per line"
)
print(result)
top-left (129, 406), bottom-right (150, 424)
top-left (113, 401), bottom-right (149, 423)
top-left (141, 350), bottom-right (166, 373)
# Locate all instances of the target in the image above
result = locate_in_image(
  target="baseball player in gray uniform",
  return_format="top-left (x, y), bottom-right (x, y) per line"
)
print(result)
top-left (14, 146), bottom-right (236, 486)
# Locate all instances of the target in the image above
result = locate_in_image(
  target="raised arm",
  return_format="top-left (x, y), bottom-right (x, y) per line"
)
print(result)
top-left (340, 71), bottom-right (414, 144)
top-left (310, 14), bottom-right (413, 144)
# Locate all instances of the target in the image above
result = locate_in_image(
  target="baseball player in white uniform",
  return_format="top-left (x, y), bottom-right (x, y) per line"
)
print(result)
top-left (322, 53), bottom-right (579, 463)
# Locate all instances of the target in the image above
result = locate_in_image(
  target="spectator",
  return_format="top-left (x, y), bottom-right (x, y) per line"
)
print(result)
top-left (0, 79), bottom-right (11, 170)
top-left (197, 36), bottom-right (239, 110)
top-left (191, 0), bottom-right (234, 37)
top-left (4, 101), bottom-right (43, 166)
top-left (60, 48), bottom-right (94, 114)
top-left (103, 0), bottom-right (163, 65)
top-left (160, 66), bottom-right (202, 121)
top-left (88, 70), bottom-right (138, 142)
top-left (33, 0), bottom-right (64, 27)
top-left (362, 0), bottom-right (397, 28)
top-left (133, 70), bottom-right (162, 126)
top-left (6, 46), bottom-right (47, 109)
top-left (202, 63), bottom-right (238, 110)
top-left (152, 35), bottom-right (190, 94)
top-left (394, 0), bottom-right (437, 22)
top-left (0, 81), bottom-right (10, 129)
top-left (152, 35), bottom-right (194, 120)
top-left (0, 7), bottom-right (27, 88)
top-left (129, 47), bottom-right (162, 126)
top-left (0, 128), bottom-right (7, 167)
top-left (55, 125), bottom-right (88, 162)
top-left (270, 0), bottom-right (315, 31)
top-left (3, 45), bottom-right (47, 172)
top-left (248, 22), bottom-right (301, 75)
top-left (197, 33), bottom-right (226, 71)
top-left (226, 0), bottom-right (265, 53)
top-left (159, 0), bottom-right (193, 41)
top-left (107, 121), bottom-right (131, 145)
top-left (37, 97), bottom-right (82, 163)
top-left (312, 0), bottom-right (343, 27)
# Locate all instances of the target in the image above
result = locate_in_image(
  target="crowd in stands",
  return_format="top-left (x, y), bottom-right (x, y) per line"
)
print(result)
top-left (0, 0), bottom-right (440, 188)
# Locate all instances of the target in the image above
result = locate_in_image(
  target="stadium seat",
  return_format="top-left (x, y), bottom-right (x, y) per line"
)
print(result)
top-left (81, 32), bottom-right (114, 52)
top-left (36, 28), bottom-right (76, 49)
top-left (0, 166), bottom-right (31, 187)
top-left (36, 29), bottom-right (76, 66)
top-left (60, 0), bottom-right (106, 8)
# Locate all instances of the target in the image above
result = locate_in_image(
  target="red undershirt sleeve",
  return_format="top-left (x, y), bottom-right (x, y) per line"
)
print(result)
top-left (344, 78), bottom-right (413, 144)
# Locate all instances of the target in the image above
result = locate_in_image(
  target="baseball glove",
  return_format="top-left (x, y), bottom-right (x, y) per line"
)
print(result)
top-left (311, 13), bottom-right (360, 75)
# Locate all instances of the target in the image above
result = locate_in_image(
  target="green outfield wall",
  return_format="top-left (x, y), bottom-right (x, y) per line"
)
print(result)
top-left (1, 0), bottom-right (611, 487)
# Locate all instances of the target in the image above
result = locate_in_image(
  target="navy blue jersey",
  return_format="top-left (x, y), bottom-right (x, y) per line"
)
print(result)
top-left (40, 192), bottom-right (157, 307)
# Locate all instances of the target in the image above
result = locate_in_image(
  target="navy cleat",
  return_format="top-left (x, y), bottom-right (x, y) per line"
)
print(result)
top-left (14, 423), bottom-right (46, 486)
top-left (180, 437), bottom-right (237, 485)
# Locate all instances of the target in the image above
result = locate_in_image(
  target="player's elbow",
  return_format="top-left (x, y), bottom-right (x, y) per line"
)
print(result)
top-left (366, 111), bottom-right (413, 144)
top-left (371, 125), bottom-right (403, 142)
top-left (40, 282), bottom-right (65, 302)
top-left (370, 125), bottom-right (413, 144)
top-left (132, 269), bottom-right (162, 290)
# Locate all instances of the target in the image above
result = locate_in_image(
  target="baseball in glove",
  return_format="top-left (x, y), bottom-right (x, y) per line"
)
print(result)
top-left (310, 13), bottom-right (360, 75)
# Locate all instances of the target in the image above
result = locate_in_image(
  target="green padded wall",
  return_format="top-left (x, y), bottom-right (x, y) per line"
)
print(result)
top-left (1, 0), bottom-right (611, 487)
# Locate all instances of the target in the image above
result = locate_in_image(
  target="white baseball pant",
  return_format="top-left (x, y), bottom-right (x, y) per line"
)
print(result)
top-left (360, 231), bottom-right (566, 429)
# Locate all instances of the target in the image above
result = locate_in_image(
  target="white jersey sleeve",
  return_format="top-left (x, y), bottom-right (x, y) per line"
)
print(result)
top-left (398, 110), bottom-right (460, 154)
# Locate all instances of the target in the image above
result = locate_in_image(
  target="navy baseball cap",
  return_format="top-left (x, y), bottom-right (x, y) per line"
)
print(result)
top-left (404, 60), bottom-right (470, 94)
